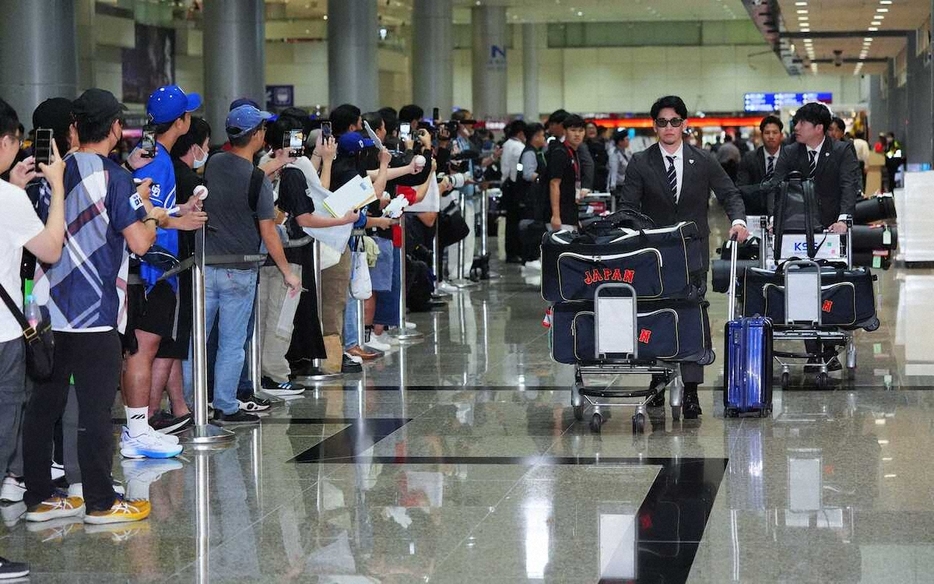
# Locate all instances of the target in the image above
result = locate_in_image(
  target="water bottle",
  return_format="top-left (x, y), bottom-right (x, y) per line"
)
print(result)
top-left (24, 295), bottom-right (40, 329)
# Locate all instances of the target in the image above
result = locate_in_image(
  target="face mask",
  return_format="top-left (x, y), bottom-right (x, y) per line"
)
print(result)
top-left (192, 145), bottom-right (208, 169)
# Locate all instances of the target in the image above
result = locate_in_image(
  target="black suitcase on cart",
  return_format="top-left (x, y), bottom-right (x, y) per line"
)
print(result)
top-left (550, 299), bottom-right (715, 366)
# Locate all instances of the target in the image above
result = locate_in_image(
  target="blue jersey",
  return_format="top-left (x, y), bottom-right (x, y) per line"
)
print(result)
top-left (134, 142), bottom-right (179, 291)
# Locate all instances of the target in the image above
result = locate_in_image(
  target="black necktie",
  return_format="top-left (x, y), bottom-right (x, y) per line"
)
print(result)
top-left (666, 155), bottom-right (677, 202)
top-left (808, 150), bottom-right (817, 178)
top-left (766, 155), bottom-right (775, 179)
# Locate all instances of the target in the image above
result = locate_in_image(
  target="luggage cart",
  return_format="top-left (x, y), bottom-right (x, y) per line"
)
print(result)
top-left (571, 284), bottom-right (682, 434)
top-left (755, 217), bottom-right (857, 390)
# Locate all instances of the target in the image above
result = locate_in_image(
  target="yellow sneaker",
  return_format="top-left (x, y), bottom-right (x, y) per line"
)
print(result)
top-left (25, 493), bottom-right (85, 522)
top-left (84, 496), bottom-right (151, 525)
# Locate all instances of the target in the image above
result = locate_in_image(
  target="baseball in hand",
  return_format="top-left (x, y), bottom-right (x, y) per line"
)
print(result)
top-left (413, 154), bottom-right (426, 172)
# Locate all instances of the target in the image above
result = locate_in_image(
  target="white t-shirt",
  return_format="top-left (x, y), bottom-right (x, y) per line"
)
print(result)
top-left (0, 180), bottom-right (44, 343)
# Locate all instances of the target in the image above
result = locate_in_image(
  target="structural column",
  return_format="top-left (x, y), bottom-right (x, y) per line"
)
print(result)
top-left (0, 0), bottom-right (78, 121)
top-left (522, 23), bottom-right (540, 122)
top-left (412, 0), bottom-right (453, 117)
top-left (203, 0), bottom-right (265, 139)
top-left (471, 5), bottom-right (508, 119)
top-left (328, 0), bottom-right (379, 112)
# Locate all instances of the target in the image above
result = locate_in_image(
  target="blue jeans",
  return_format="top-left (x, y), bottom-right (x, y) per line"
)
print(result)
top-left (374, 247), bottom-right (401, 327)
top-left (191, 267), bottom-right (257, 416)
top-left (343, 292), bottom-right (359, 350)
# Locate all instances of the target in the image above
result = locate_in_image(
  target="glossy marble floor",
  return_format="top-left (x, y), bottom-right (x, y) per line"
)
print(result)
top-left (3, 213), bottom-right (934, 583)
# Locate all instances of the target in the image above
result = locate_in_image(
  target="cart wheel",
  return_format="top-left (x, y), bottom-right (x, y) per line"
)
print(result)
top-left (780, 372), bottom-right (791, 390)
top-left (632, 413), bottom-right (646, 434)
top-left (671, 405), bottom-right (681, 421)
top-left (725, 407), bottom-right (738, 419)
top-left (590, 413), bottom-right (603, 433)
top-left (816, 372), bottom-right (829, 389)
top-left (573, 404), bottom-right (584, 421)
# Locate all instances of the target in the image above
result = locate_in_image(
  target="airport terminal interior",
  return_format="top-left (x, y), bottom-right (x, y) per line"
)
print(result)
top-left (2, 0), bottom-right (934, 582)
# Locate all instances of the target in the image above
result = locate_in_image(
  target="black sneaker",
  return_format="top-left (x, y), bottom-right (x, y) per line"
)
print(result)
top-left (261, 376), bottom-right (306, 396)
top-left (341, 355), bottom-right (362, 373)
top-left (683, 386), bottom-right (703, 419)
top-left (237, 395), bottom-right (271, 412)
top-left (213, 410), bottom-right (260, 425)
top-left (150, 411), bottom-right (194, 435)
top-left (0, 556), bottom-right (29, 579)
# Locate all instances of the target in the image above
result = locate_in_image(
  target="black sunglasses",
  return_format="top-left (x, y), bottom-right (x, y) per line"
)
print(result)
top-left (654, 117), bottom-right (684, 128)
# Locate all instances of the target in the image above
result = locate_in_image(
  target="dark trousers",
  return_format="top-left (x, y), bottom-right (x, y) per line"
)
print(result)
top-left (503, 183), bottom-right (522, 258)
top-left (23, 330), bottom-right (121, 512)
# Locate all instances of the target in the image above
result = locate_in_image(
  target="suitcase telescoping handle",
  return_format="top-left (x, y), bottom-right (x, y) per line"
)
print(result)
top-left (727, 233), bottom-right (739, 321)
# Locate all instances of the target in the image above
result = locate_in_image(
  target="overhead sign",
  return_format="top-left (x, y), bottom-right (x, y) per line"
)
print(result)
top-left (743, 92), bottom-right (833, 112)
top-left (266, 85), bottom-right (294, 109)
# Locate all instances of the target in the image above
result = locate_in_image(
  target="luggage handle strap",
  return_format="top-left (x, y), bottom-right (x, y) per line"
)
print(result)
top-left (728, 234), bottom-right (738, 322)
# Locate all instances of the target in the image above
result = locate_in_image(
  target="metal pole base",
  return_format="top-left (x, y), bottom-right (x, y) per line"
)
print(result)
top-left (179, 423), bottom-right (236, 446)
top-left (253, 391), bottom-right (287, 404)
top-left (450, 279), bottom-right (479, 289)
top-left (295, 369), bottom-right (343, 382)
top-left (390, 328), bottom-right (424, 342)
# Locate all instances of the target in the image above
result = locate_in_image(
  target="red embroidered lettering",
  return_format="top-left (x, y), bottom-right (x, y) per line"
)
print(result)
top-left (584, 271), bottom-right (593, 285)
top-left (638, 329), bottom-right (652, 344)
top-left (592, 270), bottom-right (603, 283)
top-left (822, 300), bottom-right (833, 313)
top-left (603, 268), bottom-right (613, 281)
top-left (612, 269), bottom-right (623, 281)
top-left (623, 269), bottom-right (635, 284)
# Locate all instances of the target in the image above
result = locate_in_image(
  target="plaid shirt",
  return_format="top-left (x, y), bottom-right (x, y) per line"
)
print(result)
top-left (33, 153), bottom-right (147, 332)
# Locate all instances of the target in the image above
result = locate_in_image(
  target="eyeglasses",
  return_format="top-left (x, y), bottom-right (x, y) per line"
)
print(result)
top-left (1, 133), bottom-right (23, 148)
top-left (654, 117), bottom-right (684, 128)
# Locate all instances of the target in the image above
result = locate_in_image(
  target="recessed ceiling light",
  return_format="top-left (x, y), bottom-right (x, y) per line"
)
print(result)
top-left (871, 21), bottom-right (881, 25)
top-left (795, 1), bottom-right (807, 4)
top-left (876, 7), bottom-right (889, 12)
top-left (880, 0), bottom-right (892, 4)
top-left (796, 9), bottom-right (808, 13)
top-left (577, 10), bottom-right (583, 16)
top-left (868, 26), bottom-right (879, 31)
top-left (801, 27), bottom-right (810, 32)
top-left (864, 37), bottom-right (874, 41)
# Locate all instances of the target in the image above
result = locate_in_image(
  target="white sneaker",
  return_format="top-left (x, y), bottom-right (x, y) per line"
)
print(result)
top-left (0, 475), bottom-right (25, 503)
top-left (523, 260), bottom-right (542, 271)
top-left (121, 459), bottom-right (183, 501)
top-left (437, 281), bottom-right (459, 294)
top-left (147, 425), bottom-right (180, 446)
top-left (365, 337), bottom-right (392, 352)
top-left (404, 321), bottom-right (417, 330)
top-left (372, 331), bottom-right (399, 346)
top-left (120, 427), bottom-right (183, 459)
top-left (344, 352), bottom-right (363, 365)
top-left (1, 501), bottom-right (25, 527)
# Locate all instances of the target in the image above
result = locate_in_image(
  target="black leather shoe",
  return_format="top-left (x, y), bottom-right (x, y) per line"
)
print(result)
top-left (341, 355), bottom-right (363, 373)
top-left (683, 387), bottom-right (703, 419)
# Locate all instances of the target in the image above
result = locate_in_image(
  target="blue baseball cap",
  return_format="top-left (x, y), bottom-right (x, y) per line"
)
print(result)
top-left (338, 132), bottom-right (375, 154)
top-left (147, 85), bottom-right (202, 124)
top-left (225, 104), bottom-right (273, 138)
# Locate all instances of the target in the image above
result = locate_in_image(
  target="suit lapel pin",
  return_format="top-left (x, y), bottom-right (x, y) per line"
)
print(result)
top-left (689, 159), bottom-right (695, 164)
top-left (824, 152), bottom-right (830, 157)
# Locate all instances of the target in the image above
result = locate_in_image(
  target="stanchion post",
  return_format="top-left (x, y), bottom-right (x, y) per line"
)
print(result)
top-left (452, 190), bottom-right (478, 288)
top-left (183, 224), bottom-right (234, 445)
top-left (480, 186), bottom-right (489, 258)
top-left (391, 213), bottom-right (423, 341)
top-left (302, 240), bottom-right (342, 381)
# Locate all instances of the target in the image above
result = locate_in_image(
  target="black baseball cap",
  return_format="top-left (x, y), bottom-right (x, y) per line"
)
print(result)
top-left (32, 98), bottom-right (73, 135)
top-left (72, 88), bottom-right (127, 123)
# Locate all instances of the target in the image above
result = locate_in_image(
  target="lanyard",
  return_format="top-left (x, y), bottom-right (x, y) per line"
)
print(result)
top-left (565, 144), bottom-right (580, 184)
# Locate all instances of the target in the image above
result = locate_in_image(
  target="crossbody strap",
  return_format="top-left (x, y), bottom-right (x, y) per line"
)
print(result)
top-left (0, 283), bottom-right (31, 334)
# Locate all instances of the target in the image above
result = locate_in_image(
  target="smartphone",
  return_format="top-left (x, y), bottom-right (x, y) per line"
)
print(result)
top-left (400, 122), bottom-right (411, 142)
top-left (432, 107), bottom-right (440, 123)
top-left (140, 129), bottom-right (157, 159)
top-left (284, 129), bottom-right (305, 157)
top-left (321, 121), bottom-right (332, 139)
top-left (33, 128), bottom-right (54, 167)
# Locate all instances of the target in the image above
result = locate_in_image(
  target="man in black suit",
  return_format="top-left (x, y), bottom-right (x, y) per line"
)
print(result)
top-left (736, 115), bottom-right (784, 215)
top-left (766, 102), bottom-right (861, 369)
top-left (620, 95), bottom-right (748, 419)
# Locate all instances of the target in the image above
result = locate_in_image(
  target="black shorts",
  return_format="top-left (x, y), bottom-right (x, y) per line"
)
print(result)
top-left (155, 272), bottom-right (192, 360)
top-left (123, 281), bottom-right (179, 355)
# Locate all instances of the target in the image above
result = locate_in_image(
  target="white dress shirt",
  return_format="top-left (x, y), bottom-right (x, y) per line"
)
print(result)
top-left (501, 137), bottom-right (525, 183)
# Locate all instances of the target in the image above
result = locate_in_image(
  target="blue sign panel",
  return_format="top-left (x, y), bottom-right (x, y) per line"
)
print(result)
top-left (743, 92), bottom-right (833, 112)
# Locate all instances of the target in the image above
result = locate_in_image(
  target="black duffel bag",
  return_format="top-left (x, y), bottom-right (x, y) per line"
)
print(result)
top-left (710, 258), bottom-right (759, 293)
top-left (550, 299), bottom-right (714, 365)
top-left (773, 172), bottom-right (822, 260)
top-left (438, 200), bottom-right (470, 248)
top-left (851, 224), bottom-right (898, 252)
top-left (541, 221), bottom-right (706, 303)
top-left (853, 194), bottom-right (896, 224)
top-left (580, 204), bottom-right (656, 235)
top-left (741, 264), bottom-right (879, 330)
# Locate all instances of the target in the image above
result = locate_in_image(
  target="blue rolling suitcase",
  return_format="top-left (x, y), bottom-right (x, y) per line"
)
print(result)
top-left (723, 238), bottom-right (774, 417)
